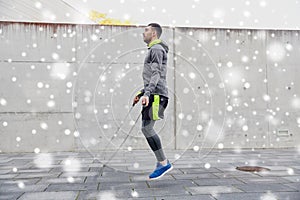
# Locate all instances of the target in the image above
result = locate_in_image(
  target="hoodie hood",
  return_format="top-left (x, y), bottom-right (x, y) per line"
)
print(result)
top-left (148, 39), bottom-right (169, 53)
top-left (159, 40), bottom-right (169, 53)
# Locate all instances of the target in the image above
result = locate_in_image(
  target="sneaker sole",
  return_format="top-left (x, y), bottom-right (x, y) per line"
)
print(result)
top-left (148, 165), bottom-right (173, 180)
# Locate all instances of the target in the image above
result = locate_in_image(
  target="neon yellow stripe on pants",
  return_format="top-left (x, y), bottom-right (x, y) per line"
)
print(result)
top-left (152, 95), bottom-right (160, 120)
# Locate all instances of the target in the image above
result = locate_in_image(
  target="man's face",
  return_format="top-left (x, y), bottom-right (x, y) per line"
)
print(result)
top-left (143, 26), bottom-right (155, 44)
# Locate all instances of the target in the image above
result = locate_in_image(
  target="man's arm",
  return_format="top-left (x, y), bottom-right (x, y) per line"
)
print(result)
top-left (144, 48), bottom-right (164, 97)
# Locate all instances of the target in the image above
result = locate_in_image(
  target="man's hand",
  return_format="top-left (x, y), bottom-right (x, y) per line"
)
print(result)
top-left (141, 96), bottom-right (149, 107)
top-left (132, 96), bottom-right (140, 106)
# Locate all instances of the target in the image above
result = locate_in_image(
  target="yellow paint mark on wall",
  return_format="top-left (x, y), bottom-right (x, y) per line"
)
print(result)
top-left (89, 10), bottom-right (132, 25)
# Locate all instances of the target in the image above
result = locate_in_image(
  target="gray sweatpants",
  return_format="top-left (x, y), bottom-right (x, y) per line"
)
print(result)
top-left (141, 120), bottom-right (166, 162)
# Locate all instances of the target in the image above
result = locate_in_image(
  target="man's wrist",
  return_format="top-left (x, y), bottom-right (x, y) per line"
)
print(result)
top-left (144, 91), bottom-right (150, 97)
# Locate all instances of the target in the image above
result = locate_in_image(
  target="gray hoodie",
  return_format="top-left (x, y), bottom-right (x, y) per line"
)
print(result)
top-left (142, 40), bottom-right (169, 98)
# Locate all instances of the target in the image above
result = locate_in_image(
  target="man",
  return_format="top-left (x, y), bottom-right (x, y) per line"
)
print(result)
top-left (133, 23), bottom-right (173, 180)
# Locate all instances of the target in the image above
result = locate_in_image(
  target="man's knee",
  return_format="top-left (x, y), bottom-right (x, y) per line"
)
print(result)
top-left (141, 125), bottom-right (154, 138)
top-left (141, 126), bottom-right (147, 134)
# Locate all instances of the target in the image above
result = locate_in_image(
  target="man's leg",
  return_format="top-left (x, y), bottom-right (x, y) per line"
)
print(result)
top-left (141, 119), bottom-right (173, 180)
top-left (141, 120), bottom-right (166, 162)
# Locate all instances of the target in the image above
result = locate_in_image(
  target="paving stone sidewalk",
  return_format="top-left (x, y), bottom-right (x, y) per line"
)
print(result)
top-left (0, 148), bottom-right (299, 200)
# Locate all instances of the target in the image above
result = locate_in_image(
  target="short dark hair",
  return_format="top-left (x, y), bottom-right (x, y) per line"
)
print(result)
top-left (148, 23), bottom-right (162, 38)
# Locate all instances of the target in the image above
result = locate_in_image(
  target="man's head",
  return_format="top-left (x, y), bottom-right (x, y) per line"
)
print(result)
top-left (143, 23), bottom-right (162, 44)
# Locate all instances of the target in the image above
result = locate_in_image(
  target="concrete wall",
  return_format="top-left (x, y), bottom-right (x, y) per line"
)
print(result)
top-left (0, 22), bottom-right (299, 153)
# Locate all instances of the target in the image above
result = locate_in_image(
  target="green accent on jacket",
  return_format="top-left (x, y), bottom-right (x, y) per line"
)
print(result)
top-left (152, 94), bottom-right (160, 120)
top-left (148, 39), bottom-right (161, 48)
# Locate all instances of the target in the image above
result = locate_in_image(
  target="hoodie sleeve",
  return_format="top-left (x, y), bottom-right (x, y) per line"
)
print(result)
top-left (136, 89), bottom-right (144, 97)
top-left (144, 48), bottom-right (164, 97)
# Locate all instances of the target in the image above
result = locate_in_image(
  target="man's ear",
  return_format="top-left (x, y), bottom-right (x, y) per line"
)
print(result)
top-left (152, 30), bottom-right (157, 37)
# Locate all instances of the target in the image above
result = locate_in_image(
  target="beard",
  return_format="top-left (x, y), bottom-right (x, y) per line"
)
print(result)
top-left (143, 36), bottom-right (151, 44)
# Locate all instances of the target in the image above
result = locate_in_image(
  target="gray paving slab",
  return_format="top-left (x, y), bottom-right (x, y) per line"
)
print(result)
top-left (76, 191), bottom-right (106, 200)
top-left (127, 187), bottom-right (190, 198)
top-left (131, 174), bottom-right (175, 182)
top-left (147, 179), bottom-right (197, 188)
top-left (85, 172), bottom-right (131, 183)
top-left (13, 169), bottom-right (51, 173)
top-left (0, 158), bottom-right (12, 164)
top-left (213, 171), bottom-right (262, 178)
top-left (46, 183), bottom-right (98, 192)
top-left (155, 194), bottom-right (215, 200)
top-left (273, 192), bottom-right (300, 200)
top-left (88, 166), bottom-right (107, 172)
top-left (281, 175), bottom-right (300, 182)
top-left (59, 172), bottom-right (98, 178)
top-left (217, 191), bottom-right (300, 200)
top-left (0, 183), bottom-right (48, 193)
top-left (258, 170), bottom-right (299, 177)
top-left (179, 167), bottom-right (222, 174)
top-left (193, 178), bottom-right (245, 186)
top-left (216, 192), bottom-right (266, 200)
top-left (236, 176), bottom-right (291, 184)
top-left (0, 169), bottom-right (11, 174)
top-left (18, 191), bottom-right (79, 200)
top-left (49, 167), bottom-right (68, 173)
top-left (5, 160), bottom-right (31, 166)
top-left (283, 182), bottom-right (300, 191)
top-left (233, 183), bottom-right (298, 192)
top-left (91, 189), bottom-right (134, 199)
top-left (186, 186), bottom-right (242, 195)
top-left (0, 178), bottom-right (40, 185)
top-left (77, 191), bottom-right (156, 200)
top-left (37, 177), bottom-right (85, 184)
top-left (172, 173), bottom-right (219, 180)
top-left (99, 181), bottom-right (149, 190)
top-left (16, 172), bottom-right (61, 179)
top-left (0, 192), bottom-right (23, 200)
top-left (0, 174), bottom-right (17, 179)
top-left (291, 165), bottom-right (300, 170)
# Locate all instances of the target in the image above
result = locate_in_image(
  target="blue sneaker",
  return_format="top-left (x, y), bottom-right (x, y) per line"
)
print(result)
top-left (149, 160), bottom-right (173, 180)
